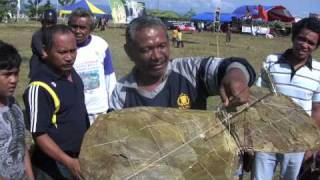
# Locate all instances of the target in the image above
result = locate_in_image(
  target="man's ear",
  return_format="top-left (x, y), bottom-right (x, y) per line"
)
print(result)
top-left (41, 49), bottom-right (48, 60)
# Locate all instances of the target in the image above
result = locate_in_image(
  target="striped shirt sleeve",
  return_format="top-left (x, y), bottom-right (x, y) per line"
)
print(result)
top-left (313, 85), bottom-right (320, 103)
top-left (23, 85), bottom-right (55, 133)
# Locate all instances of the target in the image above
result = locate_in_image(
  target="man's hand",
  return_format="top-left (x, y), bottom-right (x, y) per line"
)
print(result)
top-left (312, 103), bottom-right (320, 127)
top-left (64, 157), bottom-right (82, 178)
top-left (35, 134), bottom-right (82, 179)
top-left (304, 150), bottom-right (314, 162)
top-left (220, 68), bottom-right (250, 107)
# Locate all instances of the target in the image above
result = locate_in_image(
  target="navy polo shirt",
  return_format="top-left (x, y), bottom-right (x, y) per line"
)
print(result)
top-left (24, 63), bottom-right (89, 153)
top-left (110, 57), bottom-right (256, 110)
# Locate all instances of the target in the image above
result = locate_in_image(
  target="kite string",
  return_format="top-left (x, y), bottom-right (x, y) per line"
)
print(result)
top-left (124, 92), bottom-right (271, 180)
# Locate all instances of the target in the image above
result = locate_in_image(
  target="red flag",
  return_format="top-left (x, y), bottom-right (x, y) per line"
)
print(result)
top-left (258, 5), bottom-right (268, 22)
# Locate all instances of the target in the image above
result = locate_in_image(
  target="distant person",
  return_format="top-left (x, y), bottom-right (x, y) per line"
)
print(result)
top-left (171, 28), bottom-right (178, 46)
top-left (100, 16), bottom-right (106, 31)
top-left (251, 24), bottom-right (256, 37)
top-left (24, 25), bottom-right (89, 179)
top-left (226, 23), bottom-right (232, 43)
top-left (68, 8), bottom-right (116, 124)
top-left (200, 21), bottom-right (205, 32)
top-left (110, 16), bottom-right (256, 111)
top-left (29, 9), bottom-right (57, 78)
top-left (0, 41), bottom-right (34, 180)
top-left (177, 29), bottom-right (184, 48)
top-left (252, 17), bottom-right (320, 180)
top-left (197, 21), bottom-right (202, 32)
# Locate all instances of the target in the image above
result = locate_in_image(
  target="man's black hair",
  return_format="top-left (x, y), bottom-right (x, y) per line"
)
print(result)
top-left (126, 16), bottom-right (169, 44)
top-left (292, 17), bottom-right (320, 46)
top-left (42, 24), bottom-right (74, 50)
top-left (0, 41), bottom-right (21, 70)
top-left (68, 8), bottom-right (95, 30)
top-left (41, 9), bottom-right (57, 24)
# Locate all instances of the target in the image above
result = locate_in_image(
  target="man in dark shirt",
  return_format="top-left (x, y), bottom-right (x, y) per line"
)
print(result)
top-left (24, 25), bottom-right (89, 179)
top-left (29, 9), bottom-right (57, 78)
top-left (110, 16), bottom-right (256, 110)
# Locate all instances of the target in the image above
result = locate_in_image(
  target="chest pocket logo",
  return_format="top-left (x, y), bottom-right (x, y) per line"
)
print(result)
top-left (177, 93), bottom-right (191, 109)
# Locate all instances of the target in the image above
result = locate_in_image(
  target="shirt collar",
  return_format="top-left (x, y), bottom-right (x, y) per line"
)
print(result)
top-left (278, 48), bottom-right (313, 70)
top-left (77, 35), bottom-right (92, 48)
top-left (37, 62), bottom-right (76, 81)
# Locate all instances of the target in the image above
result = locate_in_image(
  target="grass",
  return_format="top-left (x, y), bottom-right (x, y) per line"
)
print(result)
top-left (1, 22), bottom-right (320, 107)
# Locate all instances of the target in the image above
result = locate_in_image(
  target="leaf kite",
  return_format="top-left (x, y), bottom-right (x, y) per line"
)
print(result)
top-left (79, 87), bottom-right (320, 180)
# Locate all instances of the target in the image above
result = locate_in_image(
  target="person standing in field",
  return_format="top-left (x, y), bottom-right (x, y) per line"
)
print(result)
top-left (29, 9), bottom-right (57, 78)
top-left (110, 16), bottom-right (256, 111)
top-left (0, 41), bottom-right (34, 180)
top-left (24, 25), bottom-right (89, 179)
top-left (177, 29), bottom-right (184, 48)
top-left (171, 27), bottom-right (178, 46)
top-left (68, 8), bottom-right (116, 124)
top-left (252, 17), bottom-right (320, 180)
top-left (226, 23), bottom-right (232, 43)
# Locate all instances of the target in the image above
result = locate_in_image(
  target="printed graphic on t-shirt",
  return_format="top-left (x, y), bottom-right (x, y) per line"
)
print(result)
top-left (0, 104), bottom-right (26, 179)
top-left (79, 70), bottom-right (100, 91)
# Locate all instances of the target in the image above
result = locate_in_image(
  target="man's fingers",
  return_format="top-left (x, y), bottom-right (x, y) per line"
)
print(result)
top-left (228, 81), bottom-right (250, 106)
top-left (219, 86), bottom-right (229, 107)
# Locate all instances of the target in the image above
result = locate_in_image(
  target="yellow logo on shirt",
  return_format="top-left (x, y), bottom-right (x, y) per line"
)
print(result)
top-left (177, 93), bottom-right (191, 109)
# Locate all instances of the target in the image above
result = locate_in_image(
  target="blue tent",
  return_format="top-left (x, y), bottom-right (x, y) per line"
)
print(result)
top-left (191, 12), bottom-right (233, 23)
top-left (59, 0), bottom-right (106, 15)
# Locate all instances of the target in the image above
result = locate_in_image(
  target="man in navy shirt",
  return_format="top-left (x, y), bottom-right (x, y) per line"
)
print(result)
top-left (110, 16), bottom-right (256, 110)
top-left (29, 9), bottom-right (57, 78)
top-left (24, 25), bottom-right (89, 179)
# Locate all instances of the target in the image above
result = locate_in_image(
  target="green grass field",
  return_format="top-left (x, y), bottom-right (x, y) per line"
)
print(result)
top-left (1, 22), bottom-right (320, 108)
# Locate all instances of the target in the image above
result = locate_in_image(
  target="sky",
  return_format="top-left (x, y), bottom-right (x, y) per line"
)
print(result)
top-left (34, 0), bottom-right (320, 18)
top-left (131, 0), bottom-right (319, 17)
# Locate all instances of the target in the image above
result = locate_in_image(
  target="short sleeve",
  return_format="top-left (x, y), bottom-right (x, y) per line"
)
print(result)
top-left (23, 85), bottom-right (55, 133)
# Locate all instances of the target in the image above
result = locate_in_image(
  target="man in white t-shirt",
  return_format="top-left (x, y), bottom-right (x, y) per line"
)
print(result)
top-left (68, 8), bottom-right (116, 124)
top-left (252, 17), bottom-right (320, 180)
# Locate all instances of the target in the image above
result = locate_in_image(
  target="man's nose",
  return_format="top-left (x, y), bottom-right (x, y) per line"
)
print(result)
top-left (9, 74), bottom-right (18, 84)
top-left (65, 52), bottom-right (74, 61)
top-left (151, 49), bottom-right (162, 60)
top-left (73, 26), bottom-right (81, 33)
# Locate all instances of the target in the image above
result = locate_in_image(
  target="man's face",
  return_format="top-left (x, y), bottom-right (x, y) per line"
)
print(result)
top-left (292, 28), bottom-right (319, 61)
top-left (125, 26), bottom-right (170, 79)
top-left (69, 16), bottom-right (92, 44)
top-left (45, 32), bottom-right (77, 74)
top-left (0, 68), bottom-right (19, 97)
top-left (42, 21), bottom-right (56, 29)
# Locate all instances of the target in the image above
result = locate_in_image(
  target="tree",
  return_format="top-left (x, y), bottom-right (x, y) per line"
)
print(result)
top-left (58, 0), bottom-right (75, 6)
top-left (146, 9), bottom-right (182, 20)
top-left (0, 0), bottom-right (17, 22)
top-left (42, 0), bottom-right (54, 12)
top-left (25, 0), bottom-right (54, 19)
top-left (25, 0), bottom-right (42, 18)
top-left (184, 8), bottom-right (196, 19)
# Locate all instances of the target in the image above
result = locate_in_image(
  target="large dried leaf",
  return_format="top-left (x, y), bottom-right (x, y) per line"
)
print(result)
top-left (79, 87), bottom-right (320, 179)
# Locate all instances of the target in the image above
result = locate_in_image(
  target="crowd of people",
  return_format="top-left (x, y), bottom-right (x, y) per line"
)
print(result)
top-left (0, 7), bottom-right (320, 180)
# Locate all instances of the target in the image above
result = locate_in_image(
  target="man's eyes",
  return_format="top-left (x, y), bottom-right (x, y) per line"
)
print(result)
top-left (140, 45), bottom-right (167, 53)
top-left (140, 48), bottom-right (151, 53)
top-left (297, 37), bottom-right (316, 46)
top-left (159, 44), bottom-right (167, 49)
top-left (58, 50), bottom-right (76, 54)
top-left (71, 25), bottom-right (88, 30)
